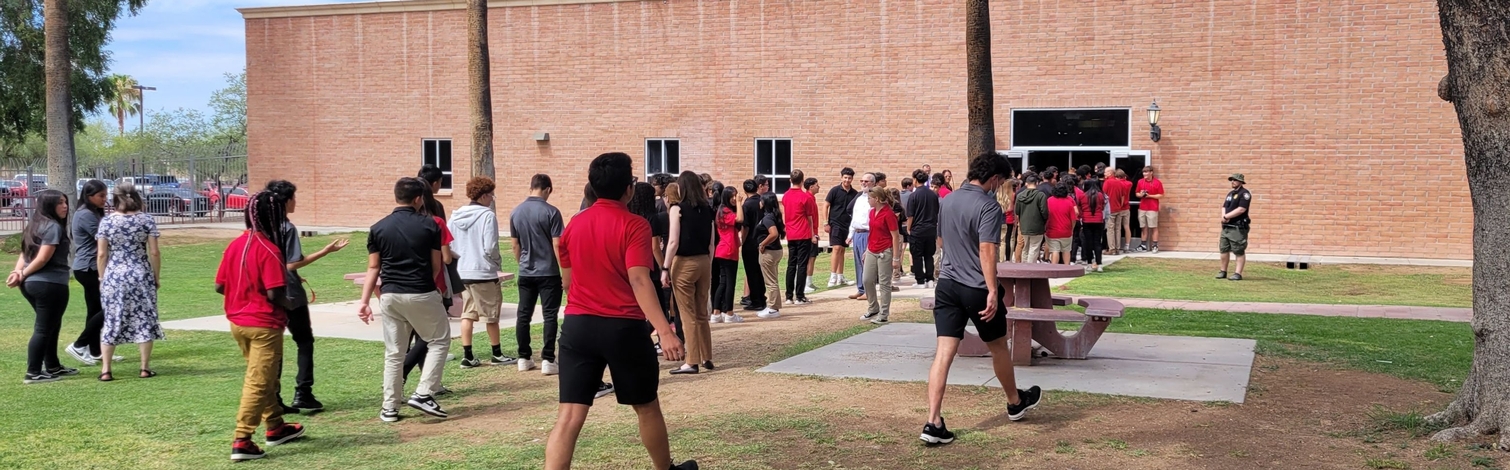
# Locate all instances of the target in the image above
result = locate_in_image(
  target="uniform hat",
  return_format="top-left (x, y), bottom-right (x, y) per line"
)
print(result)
top-left (1228, 173), bottom-right (1246, 184)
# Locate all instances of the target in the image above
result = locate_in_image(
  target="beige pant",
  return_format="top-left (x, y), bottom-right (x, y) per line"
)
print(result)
top-left (862, 249), bottom-right (894, 320)
top-left (1023, 234), bottom-right (1046, 263)
top-left (461, 280), bottom-right (501, 322)
top-left (1139, 209), bottom-right (1160, 229)
top-left (760, 249), bottom-right (784, 311)
top-left (671, 254), bottom-right (713, 365)
top-left (379, 291), bottom-right (450, 410)
top-left (1107, 210), bottom-right (1130, 250)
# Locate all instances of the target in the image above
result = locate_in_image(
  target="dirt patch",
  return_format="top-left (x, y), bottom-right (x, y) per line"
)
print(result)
top-left (388, 298), bottom-right (1494, 469)
top-left (157, 228), bottom-right (242, 246)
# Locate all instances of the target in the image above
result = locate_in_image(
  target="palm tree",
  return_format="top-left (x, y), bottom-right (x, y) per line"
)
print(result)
top-left (965, 0), bottom-right (995, 159)
top-left (467, 0), bottom-right (495, 181)
top-left (107, 74), bottom-right (141, 135)
top-left (44, 0), bottom-right (77, 201)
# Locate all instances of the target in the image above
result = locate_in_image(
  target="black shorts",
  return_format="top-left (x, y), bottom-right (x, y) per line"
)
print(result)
top-left (829, 226), bottom-right (850, 248)
top-left (558, 314), bottom-right (659, 406)
top-left (932, 278), bottom-right (1008, 343)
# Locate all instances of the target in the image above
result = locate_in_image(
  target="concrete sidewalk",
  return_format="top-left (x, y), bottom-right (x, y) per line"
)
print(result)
top-left (1113, 298), bottom-right (1472, 322)
top-left (1134, 250), bottom-right (1470, 268)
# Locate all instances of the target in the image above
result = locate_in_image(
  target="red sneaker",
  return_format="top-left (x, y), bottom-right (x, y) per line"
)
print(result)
top-left (231, 438), bottom-right (264, 461)
top-left (265, 423), bottom-right (306, 446)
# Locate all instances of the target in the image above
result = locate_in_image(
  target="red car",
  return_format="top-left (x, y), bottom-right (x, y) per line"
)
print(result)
top-left (203, 185), bottom-right (250, 210)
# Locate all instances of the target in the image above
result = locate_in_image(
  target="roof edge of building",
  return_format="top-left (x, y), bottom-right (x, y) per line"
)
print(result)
top-left (238, 0), bottom-right (638, 19)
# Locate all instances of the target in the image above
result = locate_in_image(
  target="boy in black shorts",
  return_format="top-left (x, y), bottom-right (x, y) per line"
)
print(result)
top-left (921, 153), bottom-right (1043, 445)
top-left (545, 152), bottom-right (696, 470)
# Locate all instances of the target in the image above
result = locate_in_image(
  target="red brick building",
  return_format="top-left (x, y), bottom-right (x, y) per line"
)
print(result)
top-left (241, 0), bottom-right (1468, 259)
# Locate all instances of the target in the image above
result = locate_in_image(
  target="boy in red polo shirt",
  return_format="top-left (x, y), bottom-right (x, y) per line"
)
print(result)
top-left (545, 152), bottom-right (696, 470)
top-left (781, 169), bottom-right (819, 304)
top-left (1136, 167), bottom-right (1165, 253)
top-left (216, 192), bottom-right (306, 461)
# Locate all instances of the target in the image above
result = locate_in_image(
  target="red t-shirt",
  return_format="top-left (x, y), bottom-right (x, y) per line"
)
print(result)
top-left (1139, 178), bottom-right (1165, 212)
top-left (1080, 192), bottom-right (1106, 223)
top-left (559, 199), bottom-right (656, 321)
top-left (1046, 196), bottom-right (1078, 239)
top-left (938, 186), bottom-right (952, 199)
top-left (715, 207), bottom-right (740, 260)
top-left (434, 216), bottom-right (453, 296)
top-left (1106, 178), bottom-right (1132, 212)
top-left (867, 207), bottom-right (898, 253)
top-left (216, 231), bottom-right (288, 329)
top-left (782, 189), bottom-right (818, 240)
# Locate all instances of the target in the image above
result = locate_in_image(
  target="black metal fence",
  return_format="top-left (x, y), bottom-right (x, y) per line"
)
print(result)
top-left (1, 143), bottom-right (248, 233)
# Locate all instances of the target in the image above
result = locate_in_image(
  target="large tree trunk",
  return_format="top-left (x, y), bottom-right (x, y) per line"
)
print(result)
top-left (964, 0), bottom-right (995, 159)
top-left (467, 0), bottom-right (495, 183)
top-left (1425, 0), bottom-right (1510, 451)
top-left (44, 0), bottom-right (76, 202)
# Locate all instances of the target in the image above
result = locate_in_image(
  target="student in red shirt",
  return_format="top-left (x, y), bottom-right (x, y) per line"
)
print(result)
top-left (545, 152), bottom-right (695, 470)
top-left (1103, 168), bottom-right (1132, 254)
top-left (216, 192), bottom-right (306, 461)
top-left (781, 169), bottom-right (818, 305)
top-left (1136, 166), bottom-right (1166, 253)
top-left (712, 187), bottom-right (744, 324)
top-left (860, 187), bottom-right (902, 324)
top-left (1078, 180), bottom-right (1107, 272)
top-left (1044, 182), bottom-right (1080, 265)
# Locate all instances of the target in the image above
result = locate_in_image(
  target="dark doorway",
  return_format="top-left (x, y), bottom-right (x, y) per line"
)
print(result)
top-left (1117, 158), bottom-right (1148, 239)
top-left (1026, 151), bottom-right (1109, 175)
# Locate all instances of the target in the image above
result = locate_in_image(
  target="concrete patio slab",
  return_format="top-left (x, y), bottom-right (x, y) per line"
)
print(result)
top-left (759, 322), bottom-right (1256, 403)
top-left (161, 300), bottom-right (550, 342)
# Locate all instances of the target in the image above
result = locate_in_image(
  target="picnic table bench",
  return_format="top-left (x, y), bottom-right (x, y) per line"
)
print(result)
top-left (919, 263), bottom-right (1126, 365)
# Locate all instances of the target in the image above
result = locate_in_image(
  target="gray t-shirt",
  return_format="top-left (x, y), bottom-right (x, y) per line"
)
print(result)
top-left (279, 222), bottom-right (308, 308)
top-left (26, 221), bottom-right (72, 285)
top-left (938, 183), bottom-right (1003, 290)
top-left (509, 197), bottom-right (564, 277)
top-left (72, 209), bottom-right (101, 271)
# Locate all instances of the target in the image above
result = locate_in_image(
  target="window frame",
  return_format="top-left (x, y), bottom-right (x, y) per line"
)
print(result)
top-left (754, 138), bottom-right (794, 195)
top-left (645, 138), bottom-right (681, 179)
top-left (421, 138), bottom-right (454, 191)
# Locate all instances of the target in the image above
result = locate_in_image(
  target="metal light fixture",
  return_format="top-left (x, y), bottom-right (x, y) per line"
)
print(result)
top-left (1147, 100), bottom-right (1162, 142)
top-left (133, 85), bottom-right (156, 132)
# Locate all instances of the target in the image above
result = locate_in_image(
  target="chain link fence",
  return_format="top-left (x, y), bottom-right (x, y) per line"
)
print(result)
top-left (1, 141), bottom-right (248, 233)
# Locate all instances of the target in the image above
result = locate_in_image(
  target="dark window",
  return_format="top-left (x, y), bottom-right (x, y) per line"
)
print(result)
top-left (1011, 109), bottom-right (1130, 147)
top-left (646, 139), bottom-right (680, 178)
top-left (422, 139), bottom-right (453, 190)
top-left (756, 138), bottom-right (793, 194)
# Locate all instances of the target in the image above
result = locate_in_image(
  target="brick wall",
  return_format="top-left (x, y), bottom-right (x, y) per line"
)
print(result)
top-left (245, 0), bottom-right (1468, 259)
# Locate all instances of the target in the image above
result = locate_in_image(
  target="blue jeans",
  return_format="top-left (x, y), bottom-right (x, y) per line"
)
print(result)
top-left (851, 231), bottom-right (869, 294)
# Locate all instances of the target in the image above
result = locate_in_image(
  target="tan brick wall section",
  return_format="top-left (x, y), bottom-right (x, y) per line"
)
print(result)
top-left (246, 0), bottom-right (1469, 259)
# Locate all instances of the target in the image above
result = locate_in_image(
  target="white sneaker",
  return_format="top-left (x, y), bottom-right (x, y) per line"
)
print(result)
top-left (541, 360), bottom-right (559, 376)
top-left (518, 358), bottom-right (536, 372)
top-left (757, 309), bottom-right (781, 319)
top-left (1096, 266), bottom-right (1104, 273)
top-left (827, 277), bottom-right (839, 288)
top-left (446, 354), bottom-right (456, 361)
top-left (725, 313), bottom-right (745, 323)
top-left (805, 285), bottom-right (817, 294)
top-left (66, 344), bottom-right (96, 366)
top-left (709, 314), bottom-right (723, 324)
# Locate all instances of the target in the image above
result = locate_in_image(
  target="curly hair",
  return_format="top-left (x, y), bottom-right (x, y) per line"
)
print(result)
top-left (466, 177), bottom-right (495, 202)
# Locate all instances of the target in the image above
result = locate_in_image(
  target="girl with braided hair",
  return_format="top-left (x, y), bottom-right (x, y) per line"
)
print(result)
top-left (216, 191), bottom-right (307, 460)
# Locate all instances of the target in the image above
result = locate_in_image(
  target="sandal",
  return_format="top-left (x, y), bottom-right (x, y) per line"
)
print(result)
top-left (99, 371), bottom-right (114, 382)
top-left (139, 369), bottom-right (157, 379)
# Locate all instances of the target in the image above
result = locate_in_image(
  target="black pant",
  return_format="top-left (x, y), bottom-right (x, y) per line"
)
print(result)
top-left (1002, 224), bottom-right (1017, 262)
top-left (1070, 221), bottom-right (1083, 262)
top-left (71, 269), bottom-right (104, 356)
top-left (910, 233), bottom-right (937, 283)
top-left (741, 244), bottom-right (765, 309)
top-left (516, 276), bottom-right (562, 362)
top-left (1081, 222), bottom-right (1105, 266)
top-left (784, 240), bottom-right (814, 301)
top-left (21, 281), bottom-right (68, 374)
top-left (712, 258), bottom-right (739, 312)
top-left (404, 333), bottom-right (428, 378)
top-left (278, 305), bottom-right (316, 395)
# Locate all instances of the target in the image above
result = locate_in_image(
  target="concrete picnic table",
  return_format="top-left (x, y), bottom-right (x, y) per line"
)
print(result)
top-left (924, 263), bottom-right (1124, 365)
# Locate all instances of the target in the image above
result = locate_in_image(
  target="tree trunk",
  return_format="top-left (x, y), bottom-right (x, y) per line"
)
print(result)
top-left (467, 0), bottom-right (495, 183)
top-left (1425, 0), bottom-right (1510, 451)
top-left (965, 0), bottom-right (995, 159)
top-left (44, 0), bottom-right (76, 202)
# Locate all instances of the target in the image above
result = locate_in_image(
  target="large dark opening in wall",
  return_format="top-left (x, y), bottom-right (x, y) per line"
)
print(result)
top-left (1011, 109), bottom-right (1130, 147)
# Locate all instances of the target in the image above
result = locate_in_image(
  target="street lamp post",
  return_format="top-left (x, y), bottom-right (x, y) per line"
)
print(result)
top-left (133, 85), bottom-right (156, 132)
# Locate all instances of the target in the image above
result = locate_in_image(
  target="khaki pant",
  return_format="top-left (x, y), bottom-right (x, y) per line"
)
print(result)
top-left (1107, 210), bottom-right (1130, 251)
top-left (1023, 234), bottom-right (1046, 263)
top-left (1139, 209), bottom-right (1160, 229)
top-left (379, 291), bottom-right (450, 410)
top-left (461, 280), bottom-right (502, 322)
top-left (862, 250), bottom-right (894, 320)
top-left (671, 254), bottom-right (713, 365)
top-left (760, 249), bottom-right (784, 311)
top-left (1013, 226), bottom-right (1028, 263)
top-left (999, 224), bottom-right (1017, 262)
top-left (231, 324), bottom-right (285, 439)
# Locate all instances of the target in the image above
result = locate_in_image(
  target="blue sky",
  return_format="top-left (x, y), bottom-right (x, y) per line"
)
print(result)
top-left (100, 0), bottom-right (366, 128)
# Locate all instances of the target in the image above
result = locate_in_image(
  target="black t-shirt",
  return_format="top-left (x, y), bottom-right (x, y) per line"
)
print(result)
top-left (756, 213), bottom-right (783, 251)
top-left (675, 203), bottom-right (715, 257)
top-left (740, 195), bottom-right (762, 246)
top-left (905, 185), bottom-right (940, 236)
top-left (825, 185), bottom-right (858, 227)
top-left (1223, 187), bottom-right (1252, 227)
top-left (368, 206), bottom-right (442, 294)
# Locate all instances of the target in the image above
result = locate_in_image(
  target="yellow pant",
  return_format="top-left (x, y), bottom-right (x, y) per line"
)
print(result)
top-left (231, 324), bottom-right (285, 439)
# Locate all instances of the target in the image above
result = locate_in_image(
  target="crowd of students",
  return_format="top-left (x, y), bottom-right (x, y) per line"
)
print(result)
top-left (1001, 163), bottom-right (1166, 269)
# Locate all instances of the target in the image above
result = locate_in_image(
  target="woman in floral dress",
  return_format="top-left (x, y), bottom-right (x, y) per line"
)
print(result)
top-left (96, 183), bottom-right (164, 381)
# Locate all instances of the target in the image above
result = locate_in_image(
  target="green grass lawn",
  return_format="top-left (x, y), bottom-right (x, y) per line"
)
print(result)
top-left (1059, 257), bottom-right (1472, 308)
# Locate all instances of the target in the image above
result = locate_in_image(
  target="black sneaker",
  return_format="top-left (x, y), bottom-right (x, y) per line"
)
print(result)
top-left (920, 417), bottom-right (956, 445)
top-left (291, 392), bottom-right (324, 412)
top-left (861, 311), bottom-right (878, 320)
top-left (740, 296), bottom-right (751, 306)
top-left (264, 423), bottom-right (306, 446)
top-left (46, 366), bottom-right (79, 377)
top-left (490, 355), bottom-right (518, 366)
top-left (281, 402), bottom-right (300, 416)
top-left (870, 317), bottom-right (889, 325)
top-left (380, 408), bottom-right (401, 422)
top-left (1008, 386), bottom-right (1042, 421)
top-left (433, 385), bottom-right (453, 396)
top-left (459, 358), bottom-right (483, 369)
top-left (742, 304), bottom-right (764, 311)
top-left (595, 382), bottom-right (615, 399)
top-left (1229, 273), bottom-right (1243, 281)
top-left (1216, 270), bottom-right (1227, 279)
top-left (23, 372), bottom-right (60, 384)
top-left (671, 460), bottom-right (700, 470)
top-left (230, 438), bottom-right (265, 461)
top-left (406, 393), bottom-right (449, 418)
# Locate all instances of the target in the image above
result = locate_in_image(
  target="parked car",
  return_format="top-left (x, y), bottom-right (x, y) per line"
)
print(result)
top-left (201, 183), bottom-right (249, 211)
top-left (119, 174), bottom-right (180, 193)
top-left (13, 174), bottom-right (46, 188)
top-left (145, 187), bottom-right (211, 217)
top-left (0, 180), bottom-right (21, 214)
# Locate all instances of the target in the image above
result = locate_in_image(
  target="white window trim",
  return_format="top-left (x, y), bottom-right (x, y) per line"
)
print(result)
top-left (755, 138), bottom-right (793, 194)
top-left (421, 138), bottom-right (454, 192)
top-left (645, 138), bottom-right (680, 179)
